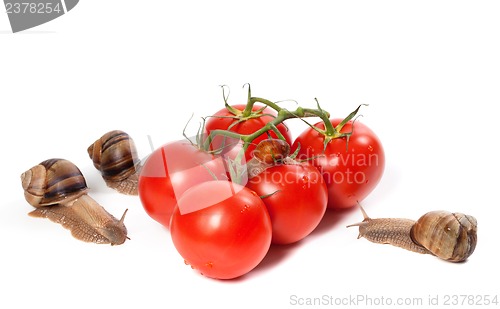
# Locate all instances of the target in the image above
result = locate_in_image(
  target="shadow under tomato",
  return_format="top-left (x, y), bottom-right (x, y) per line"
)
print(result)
top-left (258, 241), bottom-right (304, 270)
top-left (308, 207), bottom-right (357, 237)
top-left (222, 241), bottom-right (305, 282)
top-left (222, 208), bottom-right (359, 282)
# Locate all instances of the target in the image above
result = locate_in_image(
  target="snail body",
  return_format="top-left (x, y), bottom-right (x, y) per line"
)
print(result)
top-left (87, 130), bottom-right (141, 195)
top-left (347, 206), bottom-right (477, 262)
top-left (29, 195), bottom-right (128, 245)
top-left (21, 158), bottom-right (129, 245)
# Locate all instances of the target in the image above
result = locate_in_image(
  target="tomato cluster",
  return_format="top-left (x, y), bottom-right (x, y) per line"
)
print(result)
top-left (138, 94), bottom-right (385, 280)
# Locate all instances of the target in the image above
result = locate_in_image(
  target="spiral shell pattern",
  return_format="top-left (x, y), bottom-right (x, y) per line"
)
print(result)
top-left (21, 158), bottom-right (88, 207)
top-left (410, 211), bottom-right (477, 262)
top-left (87, 130), bottom-right (140, 195)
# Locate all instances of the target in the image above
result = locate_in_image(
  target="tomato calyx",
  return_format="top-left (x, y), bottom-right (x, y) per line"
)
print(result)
top-left (301, 101), bottom-right (368, 151)
top-left (259, 189), bottom-right (281, 200)
top-left (217, 84), bottom-right (280, 123)
top-left (202, 86), bottom-right (336, 154)
top-left (195, 86), bottom-right (369, 181)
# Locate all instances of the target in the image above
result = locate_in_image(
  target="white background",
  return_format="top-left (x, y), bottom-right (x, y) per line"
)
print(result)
top-left (1, 1), bottom-right (499, 308)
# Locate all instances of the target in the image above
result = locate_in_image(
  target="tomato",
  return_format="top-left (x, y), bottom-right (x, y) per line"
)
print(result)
top-left (138, 140), bottom-right (228, 229)
top-left (205, 104), bottom-right (292, 161)
top-left (246, 163), bottom-right (328, 245)
top-left (292, 119), bottom-right (385, 210)
top-left (170, 180), bottom-right (272, 280)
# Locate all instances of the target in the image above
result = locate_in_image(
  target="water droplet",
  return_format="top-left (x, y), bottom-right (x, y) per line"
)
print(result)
top-left (302, 175), bottom-right (309, 183)
top-left (240, 204), bottom-right (250, 213)
top-left (367, 145), bottom-right (374, 152)
top-left (205, 262), bottom-right (213, 269)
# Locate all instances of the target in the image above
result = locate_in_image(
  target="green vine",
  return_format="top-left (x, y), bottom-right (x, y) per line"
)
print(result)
top-left (199, 85), bottom-right (365, 153)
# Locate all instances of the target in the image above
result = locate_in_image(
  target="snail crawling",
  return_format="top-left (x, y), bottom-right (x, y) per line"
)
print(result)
top-left (21, 158), bottom-right (129, 245)
top-left (347, 205), bottom-right (477, 262)
top-left (87, 130), bottom-right (142, 195)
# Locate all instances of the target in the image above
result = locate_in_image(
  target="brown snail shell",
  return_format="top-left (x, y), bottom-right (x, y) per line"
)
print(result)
top-left (21, 158), bottom-right (129, 245)
top-left (21, 158), bottom-right (88, 207)
top-left (247, 139), bottom-right (292, 178)
top-left (410, 211), bottom-right (477, 262)
top-left (347, 206), bottom-right (478, 263)
top-left (252, 138), bottom-right (290, 164)
top-left (87, 130), bottom-right (141, 195)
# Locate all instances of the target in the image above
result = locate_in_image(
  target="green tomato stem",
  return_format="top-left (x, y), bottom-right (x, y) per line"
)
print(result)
top-left (250, 97), bottom-right (283, 113)
top-left (241, 84), bottom-right (256, 117)
top-left (203, 105), bottom-right (330, 152)
top-left (220, 85), bottom-right (242, 116)
top-left (204, 87), bottom-right (366, 154)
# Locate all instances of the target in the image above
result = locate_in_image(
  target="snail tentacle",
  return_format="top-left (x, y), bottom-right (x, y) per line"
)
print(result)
top-left (347, 205), bottom-right (477, 262)
top-left (21, 159), bottom-right (129, 245)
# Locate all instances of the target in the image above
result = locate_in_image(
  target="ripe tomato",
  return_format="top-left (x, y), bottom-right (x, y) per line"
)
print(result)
top-left (138, 140), bottom-right (228, 229)
top-left (205, 104), bottom-right (292, 161)
top-left (170, 180), bottom-right (272, 280)
top-left (292, 119), bottom-right (385, 210)
top-left (246, 163), bottom-right (328, 245)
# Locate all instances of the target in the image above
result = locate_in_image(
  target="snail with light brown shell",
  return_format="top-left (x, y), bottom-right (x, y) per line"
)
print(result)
top-left (21, 158), bottom-right (129, 245)
top-left (87, 130), bottom-right (142, 195)
top-left (347, 205), bottom-right (477, 262)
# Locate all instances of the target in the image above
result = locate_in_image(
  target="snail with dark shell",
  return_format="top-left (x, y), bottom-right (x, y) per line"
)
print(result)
top-left (347, 205), bottom-right (477, 262)
top-left (21, 158), bottom-right (129, 245)
top-left (87, 130), bottom-right (141, 195)
top-left (87, 131), bottom-right (293, 187)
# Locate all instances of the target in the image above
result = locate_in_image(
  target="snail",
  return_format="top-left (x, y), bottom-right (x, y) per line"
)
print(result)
top-left (247, 139), bottom-right (292, 178)
top-left (21, 158), bottom-right (129, 245)
top-left (346, 205), bottom-right (477, 262)
top-left (87, 130), bottom-right (141, 195)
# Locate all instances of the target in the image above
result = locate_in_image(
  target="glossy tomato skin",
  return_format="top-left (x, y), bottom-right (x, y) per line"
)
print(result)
top-left (138, 140), bottom-right (228, 229)
top-left (292, 119), bottom-right (385, 210)
top-left (205, 104), bottom-right (292, 161)
top-left (246, 164), bottom-right (328, 245)
top-left (170, 181), bottom-right (272, 280)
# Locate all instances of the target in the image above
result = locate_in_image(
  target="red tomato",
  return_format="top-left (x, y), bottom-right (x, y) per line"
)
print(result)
top-left (246, 164), bottom-right (328, 245)
top-left (205, 104), bottom-right (292, 161)
top-left (292, 119), bottom-right (385, 210)
top-left (138, 140), bottom-right (228, 229)
top-left (170, 181), bottom-right (272, 280)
